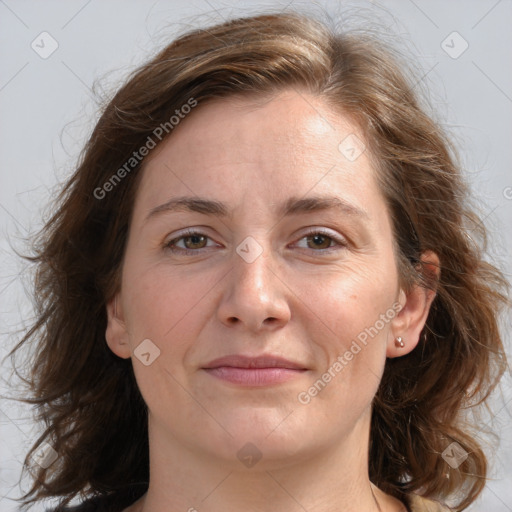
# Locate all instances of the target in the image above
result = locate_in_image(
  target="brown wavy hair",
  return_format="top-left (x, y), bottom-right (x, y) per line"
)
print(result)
top-left (9, 9), bottom-right (509, 511)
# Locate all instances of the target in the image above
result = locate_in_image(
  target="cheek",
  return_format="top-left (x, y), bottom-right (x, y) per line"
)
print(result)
top-left (120, 263), bottom-right (213, 414)
top-left (294, 262), bottom-right (398, 397)
top-left (300, 263), bottom-right (398, 342)
top-left (294, 277), bottom-right (392, 413)
top-left (284, 269), bottom-right (397, 438)
top-left (121, 260), bottom-right (214, 352)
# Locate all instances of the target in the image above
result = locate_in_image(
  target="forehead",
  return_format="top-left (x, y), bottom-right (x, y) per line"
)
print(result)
top-left (134, 89), bottom-right (383, 221)
top-left (153, 90), bottom-right (361, 166)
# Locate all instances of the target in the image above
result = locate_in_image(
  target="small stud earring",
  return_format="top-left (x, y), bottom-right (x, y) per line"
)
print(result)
top-left (394, 336), bottom-right (405, 348)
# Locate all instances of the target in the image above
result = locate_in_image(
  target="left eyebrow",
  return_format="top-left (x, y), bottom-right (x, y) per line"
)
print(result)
top-left (278, 195), bottom-right (369, 219)
top-left (144, 194), bottom-right (369, 224)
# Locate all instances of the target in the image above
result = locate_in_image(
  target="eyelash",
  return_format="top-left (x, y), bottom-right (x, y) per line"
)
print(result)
top-left (164, 228), bottom-right (348, 256)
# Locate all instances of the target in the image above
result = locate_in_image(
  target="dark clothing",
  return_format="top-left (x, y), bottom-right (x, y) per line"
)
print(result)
top-left (45, 484), bottom-right (147, 512)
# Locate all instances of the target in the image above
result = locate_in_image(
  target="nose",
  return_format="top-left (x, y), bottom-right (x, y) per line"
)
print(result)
top-left (216, 241), bottom-right (291, 332)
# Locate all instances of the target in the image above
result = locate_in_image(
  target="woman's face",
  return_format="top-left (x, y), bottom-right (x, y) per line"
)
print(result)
top-left (107, 89), bottom-right (430, 467)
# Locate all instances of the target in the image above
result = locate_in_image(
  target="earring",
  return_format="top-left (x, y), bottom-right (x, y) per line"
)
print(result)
top-left (394, 336), bottom-right (405, 348)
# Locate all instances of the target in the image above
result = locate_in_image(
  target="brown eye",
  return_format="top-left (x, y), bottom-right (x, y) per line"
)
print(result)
top-left (294, 229), bottom-right (347, 254)
top-left (306, 234), bottom-right (334, 250)
top-left (181, 234), bottom-right (208, 250)
top-left (165, 231), bottom-right (215, 254)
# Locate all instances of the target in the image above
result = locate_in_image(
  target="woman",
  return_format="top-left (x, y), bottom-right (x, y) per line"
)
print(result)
top-left (11, 10), bottom-right (509, 512)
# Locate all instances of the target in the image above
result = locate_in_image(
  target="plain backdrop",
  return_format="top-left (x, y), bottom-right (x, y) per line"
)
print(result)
top-left (1, 1), bottom-right (511, 511)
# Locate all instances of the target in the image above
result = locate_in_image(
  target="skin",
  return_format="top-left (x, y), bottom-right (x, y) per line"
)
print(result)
top-left (106, 89), bottom-right (439, 512)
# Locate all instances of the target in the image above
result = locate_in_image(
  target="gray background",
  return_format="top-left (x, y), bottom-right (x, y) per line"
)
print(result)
top-left (1, 0), bottom-right (511, 510)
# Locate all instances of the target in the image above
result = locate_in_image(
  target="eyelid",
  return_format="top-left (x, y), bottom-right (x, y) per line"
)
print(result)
top-left (292, 227), bottom-right (348, 250)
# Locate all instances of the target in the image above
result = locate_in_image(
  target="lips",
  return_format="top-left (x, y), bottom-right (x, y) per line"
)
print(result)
top-left (202, 354), bottom-right (308, 386)
top-left (202, 354), bottom-right (307, 370)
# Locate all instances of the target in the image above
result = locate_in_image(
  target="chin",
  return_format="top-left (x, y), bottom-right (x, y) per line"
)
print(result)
top-left (204, 409), bottom-right (319, 463)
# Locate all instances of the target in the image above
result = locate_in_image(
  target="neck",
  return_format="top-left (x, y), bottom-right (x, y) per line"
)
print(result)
top-left (131, 406), bottom-right (400, 512)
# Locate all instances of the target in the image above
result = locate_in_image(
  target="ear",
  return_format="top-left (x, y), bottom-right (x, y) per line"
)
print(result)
top-left (387, 250), bottom-right (440, 358)
top-left (105, 293), bottom-right (132, 359)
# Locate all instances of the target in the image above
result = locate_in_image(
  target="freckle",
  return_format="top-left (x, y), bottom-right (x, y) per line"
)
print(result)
top-left (350, 295), bottom-right (357, 300)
